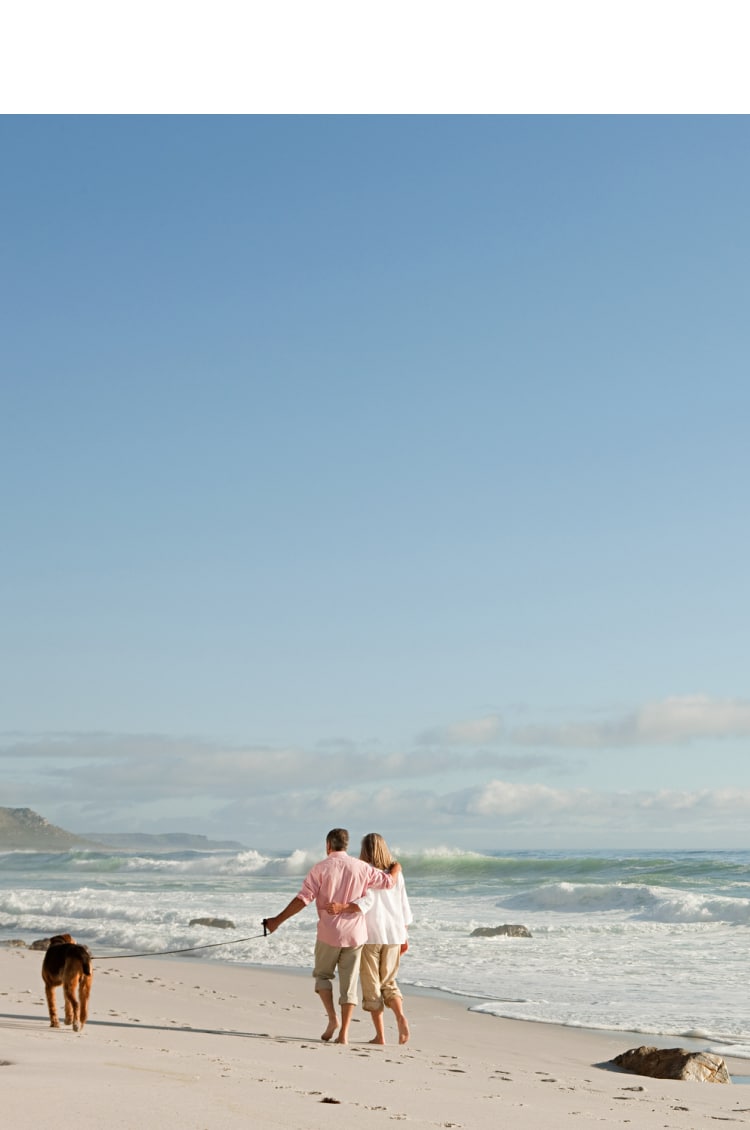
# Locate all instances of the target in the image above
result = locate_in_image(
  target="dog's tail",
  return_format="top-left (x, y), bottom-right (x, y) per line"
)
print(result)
top-left (79, 947), bottom-right (92, 977)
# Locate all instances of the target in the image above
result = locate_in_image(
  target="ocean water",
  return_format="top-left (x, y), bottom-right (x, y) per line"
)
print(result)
top-left (2, 846), bottom-right (750, 1058)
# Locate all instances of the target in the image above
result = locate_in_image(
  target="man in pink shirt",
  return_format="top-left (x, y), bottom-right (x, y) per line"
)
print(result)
top-left (264, 828), bottom-right (400, 1044)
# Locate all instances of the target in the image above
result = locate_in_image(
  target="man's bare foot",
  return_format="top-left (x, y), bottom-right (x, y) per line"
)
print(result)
top-left (397, 1016), bottom-right (410, 1044)
top-left (334, 1033), bottom-right (349, 1045)
top-left (321, 1020), bottom-right (339, 1042)
top-left (369, 1036), bottom-right (385, 1044)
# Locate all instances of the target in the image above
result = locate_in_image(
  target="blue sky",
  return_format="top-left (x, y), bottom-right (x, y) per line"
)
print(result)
top-left (2, 114), bottom-right (749, 850)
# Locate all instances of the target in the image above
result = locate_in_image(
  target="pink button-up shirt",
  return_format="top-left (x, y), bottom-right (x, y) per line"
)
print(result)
top-left (296, 851), bottom-right (395, 947)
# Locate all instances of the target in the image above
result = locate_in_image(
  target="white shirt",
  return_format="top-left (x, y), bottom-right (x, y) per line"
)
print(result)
top-left (355, 871), bottom-right (413, 945)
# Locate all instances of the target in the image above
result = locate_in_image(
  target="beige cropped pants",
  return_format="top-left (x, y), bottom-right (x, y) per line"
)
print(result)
top-left (360, 943), bottom-right (403, 1012)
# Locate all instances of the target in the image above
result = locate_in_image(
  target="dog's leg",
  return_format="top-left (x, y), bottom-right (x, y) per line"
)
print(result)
top-left (78, 973), bottom-right (91, 1032)
top-left (63, 972), bottom-right (79, 1030)
top-left (45, 982), bottom-right (60, 1028)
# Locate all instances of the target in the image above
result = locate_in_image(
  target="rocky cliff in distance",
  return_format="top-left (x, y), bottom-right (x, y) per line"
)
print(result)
top-left (0, 808), bottom-right (247, 853)
top-left (0, 807), bottom-right (94, 850)
top-left (81, 832), bottom-right (247, 852)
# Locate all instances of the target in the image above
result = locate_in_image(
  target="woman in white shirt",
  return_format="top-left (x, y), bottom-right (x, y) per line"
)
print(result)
top-left (328, 832), bottom-right (412, 1044)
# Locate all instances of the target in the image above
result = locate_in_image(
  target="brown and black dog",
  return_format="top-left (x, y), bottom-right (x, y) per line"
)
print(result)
top-left (41, 934), bottom-right (93, 1032)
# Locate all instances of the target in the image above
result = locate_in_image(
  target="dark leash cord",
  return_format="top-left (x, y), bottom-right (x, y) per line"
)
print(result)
top-left (91, 920), bottom-right (271, 961)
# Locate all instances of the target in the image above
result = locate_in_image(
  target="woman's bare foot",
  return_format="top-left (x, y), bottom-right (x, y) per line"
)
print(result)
top-left (368, 1036), bottom-right (385, 1044)
top-left (321, 1020), bottom-right (339, 1042)
top-left (334, 1033), bottom-right (349, 1045)
top-left (397, 1016), bottom-right (410, 1044)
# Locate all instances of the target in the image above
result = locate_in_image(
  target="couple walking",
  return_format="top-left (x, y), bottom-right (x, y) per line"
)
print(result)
top-left (264, 828), bottom-right (412, 1045)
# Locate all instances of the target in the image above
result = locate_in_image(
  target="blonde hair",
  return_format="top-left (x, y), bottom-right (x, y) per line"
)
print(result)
top-left (360, 832), bottom-right (392, 871)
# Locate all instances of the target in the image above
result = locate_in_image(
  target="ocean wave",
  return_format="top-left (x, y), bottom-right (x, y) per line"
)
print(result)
top-left (0, 847), bottom-right (321, 879)
top-left (500, 881), bottom-right (750, 924)
top-left (378, 848), bottom-right (750, 889)
top-left (3, 846), bottom-right (749, 886)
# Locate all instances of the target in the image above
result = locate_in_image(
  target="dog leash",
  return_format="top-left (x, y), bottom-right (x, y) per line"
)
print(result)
top-left (92, 921), bottom-right (271, 961)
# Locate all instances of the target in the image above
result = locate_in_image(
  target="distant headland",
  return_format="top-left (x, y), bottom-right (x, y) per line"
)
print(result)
top-left (0, 807), bottom-right (91, 850)
top-left (0, 807), bottom-right (246, 852)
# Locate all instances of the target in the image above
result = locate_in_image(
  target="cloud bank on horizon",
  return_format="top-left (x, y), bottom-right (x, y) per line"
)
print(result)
top-left (4, 694), bottom-right (750, 850)
top-left (419, 695), bottom-right (750, 747)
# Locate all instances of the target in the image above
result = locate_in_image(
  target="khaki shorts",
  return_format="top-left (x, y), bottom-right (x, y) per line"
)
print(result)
top-left (313, 940), bottom-right (363, 1005)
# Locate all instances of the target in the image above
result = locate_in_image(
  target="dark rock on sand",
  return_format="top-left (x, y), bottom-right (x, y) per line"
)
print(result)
top-left (470, 924), bottom-right (532, 938)
top-left (189, 917), bottom-right (236, 929)
top-left (611, 1046), bottom-right (730, 1084)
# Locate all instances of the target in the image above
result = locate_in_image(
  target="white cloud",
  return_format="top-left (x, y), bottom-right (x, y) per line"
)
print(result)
top-left (216, 778), bottom-right (750, 845)
top-left (468, 780), bottom-right (573, 817)
top-left (421, 696), bottom-right (750, 749)
top-left (0, 732), bottom-right (563, 805)
top-left (461, 778), bottom-right (750, 831)
top-left (635, 696), bottom-right (750, 742)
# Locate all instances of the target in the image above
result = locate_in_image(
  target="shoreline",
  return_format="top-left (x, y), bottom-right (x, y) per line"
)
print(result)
top-left (2, 947), bottom-right (749, 1129)
top-left (15, 937), bottom-right (750, 1063)
top-left (140, 951), bottom-right (750, 1067)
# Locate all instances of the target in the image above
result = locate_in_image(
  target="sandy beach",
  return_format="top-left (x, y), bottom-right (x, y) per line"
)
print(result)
top-left (2, 947), bottom-right (749, 1129)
